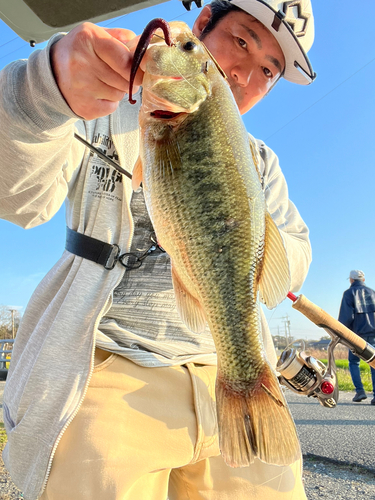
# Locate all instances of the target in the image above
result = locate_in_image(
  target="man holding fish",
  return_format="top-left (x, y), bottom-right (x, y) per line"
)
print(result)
top-left (0, 0), bottom-right (315, 499)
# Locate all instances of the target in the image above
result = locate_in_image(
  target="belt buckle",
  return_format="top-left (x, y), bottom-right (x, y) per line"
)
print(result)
top-left (104, 244), bottom-right (121, 270)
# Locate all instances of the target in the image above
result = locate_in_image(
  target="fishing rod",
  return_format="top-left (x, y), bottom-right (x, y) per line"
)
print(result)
top-left (74, 133), bottom-right (375, 410)
top-left (74, 133), bottom-right (133, 180)
top-left (74, 93), bottom-right (375, 409)
top-left (277, 292), bottom-right (375, 408)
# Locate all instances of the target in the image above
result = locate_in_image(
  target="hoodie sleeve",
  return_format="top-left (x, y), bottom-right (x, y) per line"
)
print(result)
top-left (0, 34), bottom-right (86, 229)
top-left (253, 137), bottom-right (312, 293)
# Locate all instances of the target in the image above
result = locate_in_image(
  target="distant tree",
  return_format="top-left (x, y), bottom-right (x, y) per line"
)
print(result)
top-left (0, 305), bottom-right (22, 339)
top-left (319, 335), bottom-right (331, 341)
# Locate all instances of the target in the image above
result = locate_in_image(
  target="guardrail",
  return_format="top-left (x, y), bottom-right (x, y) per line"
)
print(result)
top-left (0, 339), bottom-right (14, 379)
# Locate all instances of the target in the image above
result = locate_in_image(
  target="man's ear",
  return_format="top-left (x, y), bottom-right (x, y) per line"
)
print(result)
top-left (192, 5), bottom-right (212, 38)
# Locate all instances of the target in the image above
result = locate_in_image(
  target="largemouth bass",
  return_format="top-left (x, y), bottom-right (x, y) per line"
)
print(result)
top-left (129, 18), bottom-right (300, 468)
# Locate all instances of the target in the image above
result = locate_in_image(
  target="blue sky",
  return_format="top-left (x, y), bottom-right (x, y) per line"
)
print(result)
top-left (0, 0), bottom-right (374, 340)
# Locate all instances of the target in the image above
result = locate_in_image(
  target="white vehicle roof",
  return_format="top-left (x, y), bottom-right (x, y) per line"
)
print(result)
top-left (0, 0), bottom-right (171, 44)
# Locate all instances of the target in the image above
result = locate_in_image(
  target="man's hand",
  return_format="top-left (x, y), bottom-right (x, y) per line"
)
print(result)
top-left (50, 23), bottom-right (143, 120)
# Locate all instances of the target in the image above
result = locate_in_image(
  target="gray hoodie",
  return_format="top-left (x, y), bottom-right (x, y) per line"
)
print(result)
top-left (0, 36), bottom-right (311, 499)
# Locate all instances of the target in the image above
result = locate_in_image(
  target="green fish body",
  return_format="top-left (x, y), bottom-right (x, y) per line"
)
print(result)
top-left (132, 21), bottom-right (300, 467)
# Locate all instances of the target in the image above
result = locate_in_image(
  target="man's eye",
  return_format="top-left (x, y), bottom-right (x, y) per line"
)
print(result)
top-left (263, 67), bottom-right (273, 78)
top-left (237, 38), bottom-right (247, 49)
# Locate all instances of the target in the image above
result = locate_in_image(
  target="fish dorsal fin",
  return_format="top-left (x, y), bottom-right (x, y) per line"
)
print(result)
top-left (258, 212), bottom-right (291, 309)
top-left (132, 156), bottom-right (143, 191)
top-left (171, 265), bottom-right (207, 333)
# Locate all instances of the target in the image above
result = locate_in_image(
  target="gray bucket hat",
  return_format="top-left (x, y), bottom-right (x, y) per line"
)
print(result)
top-left (229, 0), bottom-right (316, 85)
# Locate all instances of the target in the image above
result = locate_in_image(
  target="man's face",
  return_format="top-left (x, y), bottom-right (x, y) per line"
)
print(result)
top-left (193, 7), bottom-right (285, 115)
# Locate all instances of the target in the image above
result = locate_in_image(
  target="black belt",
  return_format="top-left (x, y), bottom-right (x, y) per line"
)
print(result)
top-left (65, 227), bottom-right (164, 270)
top-left (65, 227), bottom-right (121, 270)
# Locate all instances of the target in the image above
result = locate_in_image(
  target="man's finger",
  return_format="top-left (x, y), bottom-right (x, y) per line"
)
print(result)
top-left (125, 35), bottom-right (141, 51)
top-left (87, 58), bottom-right (130, 93)
top-left (103, 28), bottom-right (137, 45)
top-left (93, 34), bottom-right (144, 88)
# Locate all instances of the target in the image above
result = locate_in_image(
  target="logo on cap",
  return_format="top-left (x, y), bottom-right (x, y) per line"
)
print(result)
top-left (283, 1), bottom-right (311, 37)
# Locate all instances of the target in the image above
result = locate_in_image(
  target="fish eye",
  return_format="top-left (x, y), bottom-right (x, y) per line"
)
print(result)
top-left (183, 41), bottom-right (197, 51)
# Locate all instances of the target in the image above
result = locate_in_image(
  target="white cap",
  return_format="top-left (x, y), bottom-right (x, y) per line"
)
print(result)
top-left (349, 270), bottom-right (365, 281)
top-left (229, 0), bottom-right (316, 85)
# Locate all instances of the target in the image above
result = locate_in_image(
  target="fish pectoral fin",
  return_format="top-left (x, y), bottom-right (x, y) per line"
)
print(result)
top-left (258, 212), bottom-right (291, 309)
top-left (171, 266), bottom-right (207, 334)
top-left (216, 363), bottom-right (301, 468)
top-left (162, 139), bottom-right (182, 173)
top-left (248, 137), bottom-right (262, 185)
top-left (132, 156), bottom-right (143, 190)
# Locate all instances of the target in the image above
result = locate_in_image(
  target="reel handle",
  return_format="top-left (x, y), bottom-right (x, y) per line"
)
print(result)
top-left (291, 294), bottom-right (375, 369)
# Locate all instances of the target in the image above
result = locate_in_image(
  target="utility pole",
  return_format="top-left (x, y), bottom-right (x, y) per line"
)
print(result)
top-left (282, 314), bottom-right (291, 346)
top-left (277, 325), bottom-right (280, 349)
top-left (8, 308), bottom-right (16, 339)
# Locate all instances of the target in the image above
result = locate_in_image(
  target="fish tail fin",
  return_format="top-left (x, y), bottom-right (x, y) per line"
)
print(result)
top-left (216, 363), bottom-right (301, 468)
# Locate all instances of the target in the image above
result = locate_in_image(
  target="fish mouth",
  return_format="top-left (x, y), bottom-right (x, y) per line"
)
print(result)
top-left (128, 18), bottom-right (174, 104)
top-left (150, 110), bottom-right (185, 120)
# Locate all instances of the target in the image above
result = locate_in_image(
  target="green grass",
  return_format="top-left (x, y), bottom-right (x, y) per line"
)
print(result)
top-left (320, 359), bottom-right (372, 392)
top-left (0, 422), bottom-right (7, 451)
top-left (320, 358), bottom-right (371, 371)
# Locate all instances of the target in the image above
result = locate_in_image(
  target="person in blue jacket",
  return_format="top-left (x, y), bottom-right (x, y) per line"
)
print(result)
top-left (338, 270), bottom-right (375, 404)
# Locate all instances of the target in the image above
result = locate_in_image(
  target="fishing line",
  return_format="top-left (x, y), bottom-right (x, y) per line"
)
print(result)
top-left (168, 6), bottom-right (199, 22)
top-left (166, 43), bottom-right (203, 103)
top-left (0, 36), bottom-right (18, 49)
top-left (0, 15), bottom-right (130, 64)
top-left (103, 2), bottom-right (198, 28)
top-left (151, 33), bottom-right (166, 41)
top-left (0, 41), bottom-right (29, 62)
top-left (259, 60), bottom-right (375, 292)
top-left (265, 55), bottom-right (375, 141)
top-left (0, 5), bottom-right (197, 67)
top-left (102, 13), bottom-right (129, 27)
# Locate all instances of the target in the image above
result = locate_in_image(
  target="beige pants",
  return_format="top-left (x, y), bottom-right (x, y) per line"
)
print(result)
top-left (41, 350), bottom-right (307, 500)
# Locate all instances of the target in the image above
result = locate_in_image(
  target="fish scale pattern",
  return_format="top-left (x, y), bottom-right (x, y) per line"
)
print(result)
top-left (136, 21), bottom-right (299, 467)
top-left (143, 71), bottom-right (266, 387)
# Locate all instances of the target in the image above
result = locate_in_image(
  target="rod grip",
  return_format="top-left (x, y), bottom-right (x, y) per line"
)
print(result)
top-left (292, 294), bottom-right (375, 369)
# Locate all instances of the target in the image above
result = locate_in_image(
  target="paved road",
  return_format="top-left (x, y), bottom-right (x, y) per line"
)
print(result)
top-left (286, 390), bottom-right (375, 470)
top-left (1, 380), bottom-right (374, 471)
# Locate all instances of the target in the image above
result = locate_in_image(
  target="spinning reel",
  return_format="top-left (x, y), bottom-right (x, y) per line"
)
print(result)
top-left (276, 293), bottom-right (375, 408)
top-left (277, 336), bottom-right (340, 408)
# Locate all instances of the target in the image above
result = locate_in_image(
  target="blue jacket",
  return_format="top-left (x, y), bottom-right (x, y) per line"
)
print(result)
top-left (338, 281), bottom-right (375, 338)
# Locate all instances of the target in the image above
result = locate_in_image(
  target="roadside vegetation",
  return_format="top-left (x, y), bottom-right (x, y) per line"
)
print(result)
top-left (308, 346), bottom-right (373, 392)
top-left (0, 422), bottom-right (6, 452)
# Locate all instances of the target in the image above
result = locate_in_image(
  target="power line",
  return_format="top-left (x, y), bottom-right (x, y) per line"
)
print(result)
top-left (265, 55), bottom-right (375, 141)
